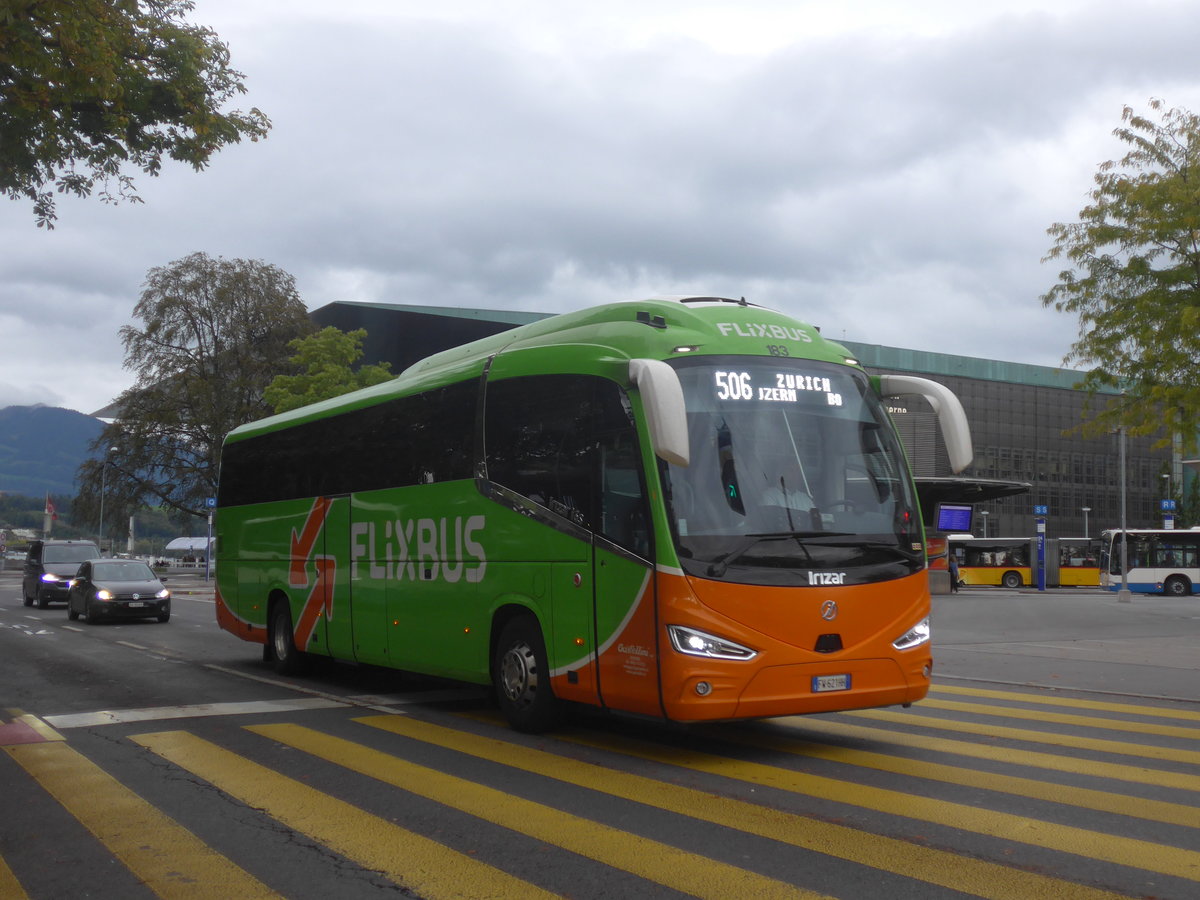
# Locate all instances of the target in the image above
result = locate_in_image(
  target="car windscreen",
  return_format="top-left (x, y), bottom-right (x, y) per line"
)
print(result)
top-left (93, 562), bottom-right (155, 581)
top-left (43, 545), bottom-right (100, 564)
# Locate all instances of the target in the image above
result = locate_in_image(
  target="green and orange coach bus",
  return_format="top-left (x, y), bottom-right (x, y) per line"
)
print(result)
top-left (215, 297), bottom-right (972, 731)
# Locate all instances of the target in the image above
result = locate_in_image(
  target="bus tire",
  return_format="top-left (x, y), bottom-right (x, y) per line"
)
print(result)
top-left (494, 615), bottom-right (559, 733)
top-left (268, 600), bottom-right (308, 676)
top-left (1163, 575), bottom-right (1191, 597)
top-left (1001, 571), bottom-right (1022, 589)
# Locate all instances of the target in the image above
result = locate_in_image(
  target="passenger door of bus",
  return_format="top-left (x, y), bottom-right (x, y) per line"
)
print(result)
top-left (592, 433), bottom-right (661, 717)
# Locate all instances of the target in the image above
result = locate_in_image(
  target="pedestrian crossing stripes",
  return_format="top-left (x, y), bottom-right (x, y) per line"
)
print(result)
top-left (2, 683), bottom-right (1197, 899)
top-left (6, 741), bottom-right (279, 899)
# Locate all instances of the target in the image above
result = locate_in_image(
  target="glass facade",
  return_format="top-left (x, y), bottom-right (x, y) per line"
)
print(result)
top-left (844, 342), bottom-right (1177, 541)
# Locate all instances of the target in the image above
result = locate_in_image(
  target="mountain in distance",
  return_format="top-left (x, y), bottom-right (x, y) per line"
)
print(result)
top-left (0, 405), bottom-right (105, 497)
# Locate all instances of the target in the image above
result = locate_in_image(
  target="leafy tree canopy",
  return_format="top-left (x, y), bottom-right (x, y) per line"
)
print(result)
top-left (264, 326), bottom-right (393, 414)
top-left (1042, 99), bottom-right (1200, 452)
top-left (74, 252), bottom-right (314, 523)
top-left (0, 0), bottom-right (270, 227)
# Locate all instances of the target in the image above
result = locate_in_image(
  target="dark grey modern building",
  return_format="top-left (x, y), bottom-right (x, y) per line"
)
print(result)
top-left (312, 300), bottom-right (1180, 542)
top-left (843, 342), bottom-right (1177, 540)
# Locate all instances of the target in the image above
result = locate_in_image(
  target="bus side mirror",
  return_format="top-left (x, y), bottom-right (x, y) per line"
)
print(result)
top-left (629, 359), bottom-right (690, 467)
top-left (878, 374), bottom-right (974, 473)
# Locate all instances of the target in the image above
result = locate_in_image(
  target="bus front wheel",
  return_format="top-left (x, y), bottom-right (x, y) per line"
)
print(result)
top-left (1163, 575), bottom-right (1191, 597)
top-left (1001, 571), bottom-right (1023, 589)
top-left (494, 616), bottom-right (559, 733)
top-left (268, 601), bottom-right (308, 676)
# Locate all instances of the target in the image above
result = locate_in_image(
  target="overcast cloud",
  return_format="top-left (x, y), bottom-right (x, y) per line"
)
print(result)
top-left (3, 0), bottom-right (1198, 414)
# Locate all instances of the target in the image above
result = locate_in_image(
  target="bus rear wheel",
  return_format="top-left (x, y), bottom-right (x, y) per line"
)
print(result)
top-left (1001, 571), bottom-right (1023, 589)
top-left (1163, 575), bottom-right (1191, 597)
top-left (494, 616), bottom-right (559, 733)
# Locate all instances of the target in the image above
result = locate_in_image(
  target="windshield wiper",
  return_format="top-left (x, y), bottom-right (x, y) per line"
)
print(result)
top-left (706, 531), bottom-right (829, 577)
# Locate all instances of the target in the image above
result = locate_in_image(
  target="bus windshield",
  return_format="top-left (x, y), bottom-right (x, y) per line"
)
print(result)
top-left (664, 357), bottom-right (922, 586)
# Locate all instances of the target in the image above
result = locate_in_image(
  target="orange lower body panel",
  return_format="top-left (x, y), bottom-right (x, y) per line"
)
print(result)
top-left (654, 568), bottom-right (932, 722)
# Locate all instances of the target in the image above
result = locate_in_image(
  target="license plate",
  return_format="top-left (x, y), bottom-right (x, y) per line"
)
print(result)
top-left (127, 601), bottom-right (145, 608)
top-left (812, 674), bottom-right (850, 693)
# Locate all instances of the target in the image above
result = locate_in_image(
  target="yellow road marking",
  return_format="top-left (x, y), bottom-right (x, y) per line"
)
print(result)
top-left (931, 685), bottom-right (1200, 723)
top-left (774, 716), bottom-right (1200, 793)
top-left (365, 713), bottom-right (1131, 900)
top-left (705, 724), bottom-right (1199, 827)
top-left (130, 730), bottom-right (561, 900)
top-left (918, 698), bottom-right (1200, 740)
top-left (542, 722), bottom-right (1200, 883)
top-left (5, 742), bottom-right (279, 899)
top-left (250, 722), bottom-right (829, 900)
top-left (848, 708), bottom-right (1200, 766)
top-left (0, 854), bottom-right (28, 900)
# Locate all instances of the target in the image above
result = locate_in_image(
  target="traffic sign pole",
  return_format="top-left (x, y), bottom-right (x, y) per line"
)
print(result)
top-left (1033, 505), bottom-right (1048, 592)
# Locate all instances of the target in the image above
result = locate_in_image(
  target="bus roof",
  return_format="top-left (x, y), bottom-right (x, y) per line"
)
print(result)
top-left (227, 297), bottom-right (859, 443)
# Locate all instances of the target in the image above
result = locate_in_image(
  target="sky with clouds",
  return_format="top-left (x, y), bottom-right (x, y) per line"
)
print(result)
top-left (3, 0), bottom-right (1199, 415)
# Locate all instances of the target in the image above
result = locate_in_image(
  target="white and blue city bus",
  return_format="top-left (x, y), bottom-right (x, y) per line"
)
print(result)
top-left (1099, 528), bottom-right (1200, 596)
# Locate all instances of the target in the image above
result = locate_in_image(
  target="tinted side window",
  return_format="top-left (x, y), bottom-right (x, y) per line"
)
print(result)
top-left (485, 375), bottom-right (598, 527)
top-left (485, 374), bottom-right (649, 556)
top-left (219, 380), bottom-right (478, 506)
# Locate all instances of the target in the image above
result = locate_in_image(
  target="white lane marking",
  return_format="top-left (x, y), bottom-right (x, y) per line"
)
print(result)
top-left (44, 697), bottom-right (347, 729)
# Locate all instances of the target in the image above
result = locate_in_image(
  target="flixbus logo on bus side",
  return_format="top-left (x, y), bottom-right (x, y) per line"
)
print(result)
top-left (716, 321), bottom-right (815, 343)
top-left (350, 515), bottom-right (487, 583)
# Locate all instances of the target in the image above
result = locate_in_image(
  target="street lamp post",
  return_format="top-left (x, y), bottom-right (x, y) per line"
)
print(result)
top-left (1118, 429), bottom-right (1131, 603)
top-left (97, 446), bottom-right (117, 556)
top-left (980, 510), bottom-right (989, 538)
top-left (1081, 507), bottom-right (1091, 539)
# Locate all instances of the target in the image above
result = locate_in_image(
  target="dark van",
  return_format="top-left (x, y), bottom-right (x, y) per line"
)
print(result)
top-left (23, 539), bottom-right (101, 608)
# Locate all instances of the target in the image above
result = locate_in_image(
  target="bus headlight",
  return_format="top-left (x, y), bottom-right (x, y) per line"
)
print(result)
top-left (892, 617), bottom-right (930, 651)
top-left (667, 625), bottom-right (757, 660)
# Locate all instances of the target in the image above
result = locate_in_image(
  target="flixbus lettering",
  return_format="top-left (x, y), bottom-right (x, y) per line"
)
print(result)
top-left (216, 296), bottom-right (972, 733)
top-left (715, 321), bottom-right (814, 343)
top-left (350, 515), bottom-right (487, 584)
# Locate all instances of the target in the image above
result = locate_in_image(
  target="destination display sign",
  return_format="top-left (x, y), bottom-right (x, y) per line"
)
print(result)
top-left (713, 370), bottom-right (844, 407)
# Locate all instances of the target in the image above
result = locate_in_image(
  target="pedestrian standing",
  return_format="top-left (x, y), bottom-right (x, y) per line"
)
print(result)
top-left (948, 552), bottom-right (960, 593)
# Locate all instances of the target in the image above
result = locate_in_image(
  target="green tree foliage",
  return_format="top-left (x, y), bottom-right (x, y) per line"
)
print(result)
top-left (1042, 99), bottom-right (1200, 451)
top-left (264, 327), bottom-right (393, 414)
top-left (0, 0), bottom-right (270, 227)
top-left (74, 252), bottom-right (314, 522)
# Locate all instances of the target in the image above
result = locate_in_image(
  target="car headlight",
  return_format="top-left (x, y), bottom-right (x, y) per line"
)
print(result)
top-left (41, 573), bottom-right (64, 583)
top-left (156, 589), bottom-right (170, 600)
top-left (892, 617), bottom-right (930, 650)
top-left (667, 625), bottom-right (757, 660)
top-left (96, 589), bottom-right (113, 601)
